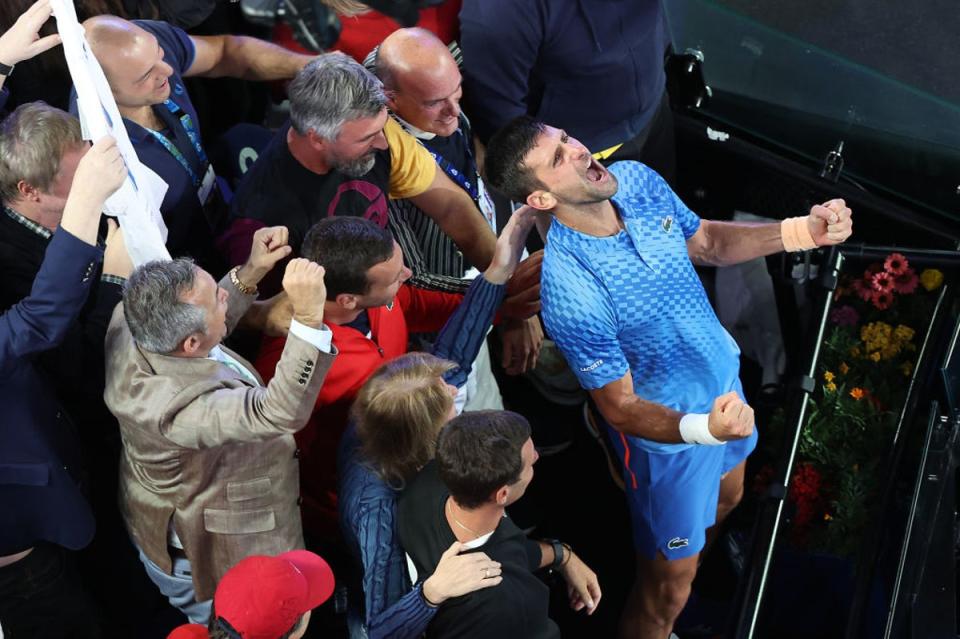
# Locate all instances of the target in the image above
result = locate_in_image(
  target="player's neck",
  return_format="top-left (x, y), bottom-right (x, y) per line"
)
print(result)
top-left (555, 200), bottom-right (622, 237)
top-left (287, 127), bottom-right (333, 175)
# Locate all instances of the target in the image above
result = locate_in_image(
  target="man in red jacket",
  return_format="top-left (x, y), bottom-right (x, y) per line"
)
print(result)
top-left (255, 214), bottom-right (534, 540)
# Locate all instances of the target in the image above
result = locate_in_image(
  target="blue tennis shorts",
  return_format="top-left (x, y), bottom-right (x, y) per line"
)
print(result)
top-left (605, 417), bottom-right (758, 560)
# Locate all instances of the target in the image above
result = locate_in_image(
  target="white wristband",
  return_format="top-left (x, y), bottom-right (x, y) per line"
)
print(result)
top-left (679, 413), bottom-right (725, 446)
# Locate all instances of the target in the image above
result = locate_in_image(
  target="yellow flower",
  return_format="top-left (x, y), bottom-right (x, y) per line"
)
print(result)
top-left (823, 371), bottom-right (835, 382)
top-left (850, 346), bottom-right (862, 358)
top-left (823, 513), bottom-right (833, 521)
top-left (900, 360), bottom-right (913, 376)
top-left (825, 381), bottom-right (837, 392)
top-left (861, 322), bottom-right (893, 355)
top-left (839, 362), bottom-right (849, 375)
top-left (881, 344), bottom-right (901, 360)
top-left (920, 269), bottom-right (944, 291)
top-left (850, 387), bottom-right (865, 400)
top-left (869, 351), bottom-right (881, 362)
top-left (894, 324), bottom-right (915, 343)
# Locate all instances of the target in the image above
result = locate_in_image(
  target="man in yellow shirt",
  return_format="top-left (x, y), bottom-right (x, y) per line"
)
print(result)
top-left (226, 54), bottom-right (496, 295)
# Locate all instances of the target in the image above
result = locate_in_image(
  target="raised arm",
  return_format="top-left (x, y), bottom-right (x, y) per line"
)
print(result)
top-left (186, 33), bottom-right (313, 81)
top-left (685, 199), bottom-right (853, 267)
top-left (0, 136), bottom-right (125, 376)
top-left (431, 206), bottom-right (537, 383)
top-left (160, 259), bottom-right (334, 449)
top-left (0, 0), bottom-right (62, 96)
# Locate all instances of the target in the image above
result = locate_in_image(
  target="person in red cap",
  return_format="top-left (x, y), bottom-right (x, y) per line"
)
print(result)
top-left (168, 550), bottom-right (335, 639)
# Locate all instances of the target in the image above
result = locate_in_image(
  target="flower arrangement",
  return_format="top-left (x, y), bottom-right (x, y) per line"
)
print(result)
top-left (769, 253), bottom-right (944, 556)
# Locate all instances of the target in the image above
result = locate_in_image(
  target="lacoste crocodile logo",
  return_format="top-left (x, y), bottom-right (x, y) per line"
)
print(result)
top-left (667, 537), bottom-right (689, 550)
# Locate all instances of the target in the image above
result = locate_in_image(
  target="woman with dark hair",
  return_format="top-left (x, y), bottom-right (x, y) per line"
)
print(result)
top-left (338, 207), bottom-right (539, 638)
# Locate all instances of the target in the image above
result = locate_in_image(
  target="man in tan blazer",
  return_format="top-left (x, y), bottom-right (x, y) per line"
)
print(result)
top-left (103, 226), bottom-right (335, 623)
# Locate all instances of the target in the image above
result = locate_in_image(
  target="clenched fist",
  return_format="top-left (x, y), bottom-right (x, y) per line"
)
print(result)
top-left (808, 198), bottom-right (853, 246)
top-left (239, 225), bottom-right (293, 286)
top-left (707, 391), bottom-right (754, 441)
top-left (282, 259), bottom-right (326, 328)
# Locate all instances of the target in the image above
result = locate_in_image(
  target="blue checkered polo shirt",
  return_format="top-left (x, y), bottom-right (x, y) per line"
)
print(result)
top-left (541, 161), bottom-right (744, 454)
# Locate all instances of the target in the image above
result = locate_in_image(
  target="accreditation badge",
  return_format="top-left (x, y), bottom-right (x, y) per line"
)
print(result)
top-left (198, 163), bottom-right (216, 205)
top-left (476, 175), bottom-right (498, 232)
top-left (199, 164), bottom-right (228, 234)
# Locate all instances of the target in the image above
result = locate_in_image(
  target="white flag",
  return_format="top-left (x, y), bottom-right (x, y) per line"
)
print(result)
top-left (51, 0), bottom-right (171, 265)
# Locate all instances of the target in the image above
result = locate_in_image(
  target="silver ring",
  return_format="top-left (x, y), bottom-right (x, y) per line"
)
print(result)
top-left (483, 568), bottom-right (489, 578)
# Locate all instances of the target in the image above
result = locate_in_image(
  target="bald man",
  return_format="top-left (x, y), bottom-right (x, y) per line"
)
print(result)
top-left (83, 16), bottom-right (312, 271)
top-left (371, 29), bottom-right (544, 410)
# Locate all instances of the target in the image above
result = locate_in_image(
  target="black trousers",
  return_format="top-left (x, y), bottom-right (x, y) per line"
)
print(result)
top-left (0, 544), bottom-right (102, 639)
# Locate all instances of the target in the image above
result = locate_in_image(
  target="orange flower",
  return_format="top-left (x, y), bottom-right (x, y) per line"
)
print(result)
top-left (850, 387), bottom-right (865, 400)
top-left (839, 362), bottom-right (850, 374)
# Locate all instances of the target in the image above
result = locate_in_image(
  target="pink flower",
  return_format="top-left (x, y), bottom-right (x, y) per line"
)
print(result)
top-left (829, 305), bottom-right (860, 327)
top-left (865, 264), bottom-right (883, 278)
top-left (893, 270), bottom-right (919, 294)
top-left (872, 290), bottom-right (894, 310)
top-left (852, 278), bottom-right (873, 302)
top-left (884, 253), bottom-right (909, 276)
top-left (871, 271), bottom-right (894, 293)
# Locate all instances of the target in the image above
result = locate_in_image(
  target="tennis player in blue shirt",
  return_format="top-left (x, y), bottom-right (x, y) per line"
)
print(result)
top-left (483, 116), bottom-right (853, 639)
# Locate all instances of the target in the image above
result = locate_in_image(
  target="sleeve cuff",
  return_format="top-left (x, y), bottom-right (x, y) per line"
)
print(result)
top-left (100, 274), bottom-right (127, 286)
top-left (289, 319), bottom-right (333, 353)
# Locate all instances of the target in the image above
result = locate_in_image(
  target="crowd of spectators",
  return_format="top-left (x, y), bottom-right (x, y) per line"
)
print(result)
top-left (0, 1), bottom-right (855, 638)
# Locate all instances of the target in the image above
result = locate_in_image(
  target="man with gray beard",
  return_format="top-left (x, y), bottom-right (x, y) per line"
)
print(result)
top-left (225, 54), bottom-right (496, 295)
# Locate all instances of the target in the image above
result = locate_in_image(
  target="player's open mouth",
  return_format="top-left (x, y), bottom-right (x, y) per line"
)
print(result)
top-left (586, 157), bottom-right (607, 183)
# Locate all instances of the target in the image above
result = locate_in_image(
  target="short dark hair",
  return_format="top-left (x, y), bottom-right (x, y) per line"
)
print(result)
top-left (300, 217), bottom-right (395, 299)
top-left (436, 410), bottom-right (531, 509)
top-left (483, 116), bottom-right (548, 203)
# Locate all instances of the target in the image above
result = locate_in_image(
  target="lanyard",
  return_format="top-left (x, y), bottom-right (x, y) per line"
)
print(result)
top-left (145, 100), bottom-right (208, 188)
top-left (422, 130), bottom-right (479, 201)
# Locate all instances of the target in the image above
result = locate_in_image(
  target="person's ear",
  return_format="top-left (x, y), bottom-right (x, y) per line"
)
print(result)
top-left (384, 89), bottom-right (399, 111)
top-left (335, 292), bottom-right (358, 311)
top-left (306, 129), bottom-right (329, 153)
top-left (17, 180), bottom-right (41, 202)
top-left (494, 485), bottom-right (510, 506)
top-left (526, 190), bottom-right (556, 211)
top-left (289, 610), bottom-right (312, 639)
top-left (181, 333), bottom-right (203, 356)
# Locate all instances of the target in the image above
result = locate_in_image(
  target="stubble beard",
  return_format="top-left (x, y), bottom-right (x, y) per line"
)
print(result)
top-left (334, 151), bottom-right (377, 178)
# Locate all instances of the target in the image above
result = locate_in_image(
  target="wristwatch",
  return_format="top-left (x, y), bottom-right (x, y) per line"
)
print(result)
top-left (544, 538), bottom-right (565, 572)
top-left (0, 61), bottom-right (14, 77)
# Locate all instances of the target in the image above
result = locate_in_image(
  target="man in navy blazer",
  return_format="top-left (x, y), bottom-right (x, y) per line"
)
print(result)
top-left (0, 135), bottom-right (127, 638)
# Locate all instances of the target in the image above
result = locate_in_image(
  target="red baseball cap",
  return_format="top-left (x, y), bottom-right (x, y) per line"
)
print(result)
top-left (167, 624), bottom-right (209, 639)
top-left (213, 550), bottom-right (336, 639)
